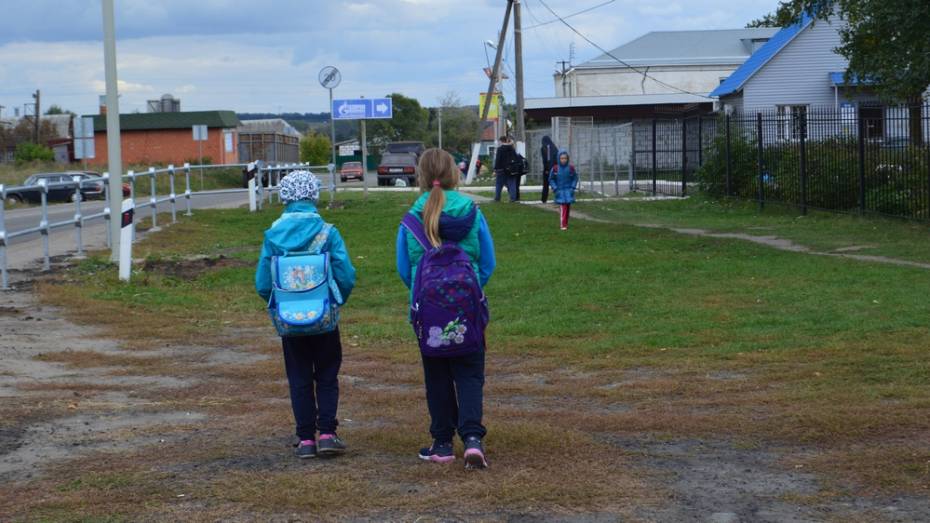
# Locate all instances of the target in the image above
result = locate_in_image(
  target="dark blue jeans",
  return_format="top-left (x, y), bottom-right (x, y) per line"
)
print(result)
top-left (281, 329), bottom-right (342, 440)
top-left (494, 173), bottom-right (519, 202)
top-left (421, 349), bottom-right (487, 443)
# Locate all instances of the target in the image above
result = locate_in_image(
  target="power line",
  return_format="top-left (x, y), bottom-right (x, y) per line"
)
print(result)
top-left (525, 0), bottom-right (617, 29)
top-left (536, 0), bottom-right (712, 99)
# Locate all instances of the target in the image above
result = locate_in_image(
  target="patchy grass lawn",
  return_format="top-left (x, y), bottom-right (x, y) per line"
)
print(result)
top-left (575, 194), bottom-right (930, 264)
top-left (3, 191), bottom-right (930, 520)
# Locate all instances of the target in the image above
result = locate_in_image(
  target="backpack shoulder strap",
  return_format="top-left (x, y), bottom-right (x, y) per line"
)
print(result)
top-left (308, 223), bottom-right (333, 255)
top-left (401, 213), bottom-right (431, 250)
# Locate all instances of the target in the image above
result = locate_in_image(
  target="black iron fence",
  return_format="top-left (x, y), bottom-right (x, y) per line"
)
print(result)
top-left (632, 117), bottom-right (716, 196)
top-left (695, 105), bottom-right (930, 220)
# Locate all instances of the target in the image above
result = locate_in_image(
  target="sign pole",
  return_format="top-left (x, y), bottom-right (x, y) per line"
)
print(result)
top-left (361, 119), bottom-right (368, 200)
top-left (101, 0), bottom-right (123, 263)
top-left (329, 87), bottom-right (336, 166)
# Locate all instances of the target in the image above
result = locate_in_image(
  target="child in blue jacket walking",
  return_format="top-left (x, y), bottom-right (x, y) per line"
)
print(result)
top-left (396, 149), bottom-right (496, 469)
top-left (255, 171), bottom-right (356, 459)
top-left (549, 150), bottom-right (578, 230)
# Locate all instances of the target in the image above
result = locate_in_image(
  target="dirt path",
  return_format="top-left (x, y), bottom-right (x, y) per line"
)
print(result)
top-left (510, 198), bottom-right (930, 271)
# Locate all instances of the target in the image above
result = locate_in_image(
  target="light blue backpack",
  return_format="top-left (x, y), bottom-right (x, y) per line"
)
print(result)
top-left (268, 224), bottom-right (343, 336)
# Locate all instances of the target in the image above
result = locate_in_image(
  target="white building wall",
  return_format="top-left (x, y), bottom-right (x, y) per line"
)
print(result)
top-left (742, 18), bottom-right (851, 109)
top-left (559, 65), bottom-right (737, 97)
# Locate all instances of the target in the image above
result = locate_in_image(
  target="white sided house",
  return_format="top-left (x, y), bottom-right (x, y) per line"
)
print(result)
top-left (711, 16), bottom-right (930, 143)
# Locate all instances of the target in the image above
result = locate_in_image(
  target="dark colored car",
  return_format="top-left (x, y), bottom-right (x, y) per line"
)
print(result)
top-left (377, 153), bottom-right (418, 186)
top-left (385, 141), bottom-right (425, 160)
top-left (340, 161), bottom-right (364, 182)
top-left (5, 172), bottom-right (107, 204)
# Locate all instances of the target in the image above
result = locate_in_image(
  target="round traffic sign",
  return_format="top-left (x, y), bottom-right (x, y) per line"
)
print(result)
top-left (319, 66), bottom-right (341, 89)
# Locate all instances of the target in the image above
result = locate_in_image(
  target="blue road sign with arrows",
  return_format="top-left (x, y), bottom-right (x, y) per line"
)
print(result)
top-left (332, 98), bottom-right (393, 120)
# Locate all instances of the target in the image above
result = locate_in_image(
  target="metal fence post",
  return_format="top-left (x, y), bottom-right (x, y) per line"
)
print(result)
top-left (72, 175), bottom-right (84, 257)
top-left (39, 179), bottom-right (50, 270)
top-left (725, 114), bottom-right (732, 197)
top-left (757, 112), bottom-right (765, 211)
top-left (103, 173), bottom-right (112, 249)
top-left (0, 184), bottom-right (8, 289)
top-left (651, 119), bottom-right (658, 195)
top-left (184, 163), bottom-right (193, 216)
top-left (697, 116), bottom-right (703, 167)
top-left (857, 116), bottom-right (866, 214)
top-left (148, 167), bottom-right (158, 230)
top-left (168, 164), bottom-right (177, 223)
top-left (799, 114), bottom-right (808, 215)
top-left (681, 118), bottom-right (688, 196)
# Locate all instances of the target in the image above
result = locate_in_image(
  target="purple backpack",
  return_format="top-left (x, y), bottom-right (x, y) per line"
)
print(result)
top-left (401, 213), bottom-right (489, 358)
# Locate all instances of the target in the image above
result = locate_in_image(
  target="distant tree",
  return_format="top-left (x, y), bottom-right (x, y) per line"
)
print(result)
top-left (774, 0), bottom-right (930, 143)
top-left (299, 132), bottom-right (332, 165)
top-left (428, 91), bottom-right (479, 154)
top-left (746, 11), bottom-right (781, 27)
top-left (367, 93), bottom-right (429, 145)
top-left (44, 104), bottom-right (74, 115)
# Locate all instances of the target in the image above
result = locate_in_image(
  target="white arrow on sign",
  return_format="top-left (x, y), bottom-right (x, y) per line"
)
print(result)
top-left (375, 102), bottom-right (389, 114)
top-left (339, 102), bottom-right (350, 117)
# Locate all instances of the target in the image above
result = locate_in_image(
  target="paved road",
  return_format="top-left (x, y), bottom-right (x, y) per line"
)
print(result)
top-left (4, 190), bottom-right (251, 246)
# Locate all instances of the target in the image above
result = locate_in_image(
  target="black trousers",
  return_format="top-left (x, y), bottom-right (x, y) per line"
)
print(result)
top-left (281, 329), bottom-right (342, 440)
top-left (541, 170), bottom-right (551, 203)
top-left (421, 349), bottom-right (487, 443)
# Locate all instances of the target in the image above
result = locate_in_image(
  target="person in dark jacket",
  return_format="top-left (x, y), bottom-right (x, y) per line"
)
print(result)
top-left (539, 136), bottom-right (558, 203)
top-left (493, 136), bottom-right (519, 202)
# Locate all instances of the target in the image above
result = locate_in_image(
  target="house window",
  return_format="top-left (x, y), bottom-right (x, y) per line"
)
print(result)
top-left (859, 106), bottom-right (884, 140)
top-left (776, 105), bottom-right (808, 141)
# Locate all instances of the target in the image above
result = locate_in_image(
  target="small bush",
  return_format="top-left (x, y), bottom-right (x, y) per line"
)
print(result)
top-left (14, 142), bottom-right (54, 164)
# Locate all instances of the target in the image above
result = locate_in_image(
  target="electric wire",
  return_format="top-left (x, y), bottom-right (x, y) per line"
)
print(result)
top-left (536, 0), bottom-right (713, 99)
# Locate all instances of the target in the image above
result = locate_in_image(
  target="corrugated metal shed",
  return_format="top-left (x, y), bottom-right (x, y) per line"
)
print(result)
top-left (238, 118), bottom-right (302, 138)
top-left (527, 92), bottom-right (710, 110)
top-left (580, 28), bottom-right (779, 69)
top-left (89, 110), bottom-right (239, 132)
top-left (710, 16), bottom-right (813, 98)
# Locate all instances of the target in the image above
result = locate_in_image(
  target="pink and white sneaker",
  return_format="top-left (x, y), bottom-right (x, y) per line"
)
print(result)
top-left (463, 436), bottom-right (488, 470)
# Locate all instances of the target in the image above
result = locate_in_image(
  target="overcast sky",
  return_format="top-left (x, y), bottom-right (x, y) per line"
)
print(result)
top-left (0, 0), bottom-right (777, 117)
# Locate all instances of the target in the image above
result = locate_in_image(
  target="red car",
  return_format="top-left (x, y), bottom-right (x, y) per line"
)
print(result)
top-left (340, 161), bottom-right (364, 182)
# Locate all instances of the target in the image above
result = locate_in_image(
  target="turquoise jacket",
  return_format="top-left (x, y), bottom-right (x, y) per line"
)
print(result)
top-left (255, 201), bottom-right (356, 304)
top-left (395, 190), bottom-right (495, 300)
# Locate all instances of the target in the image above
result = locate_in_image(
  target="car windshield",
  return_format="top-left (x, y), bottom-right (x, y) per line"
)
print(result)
top-left (380, 153), bottom-right (416, 166)
top-left (343, 162), bottom-right (361, 168)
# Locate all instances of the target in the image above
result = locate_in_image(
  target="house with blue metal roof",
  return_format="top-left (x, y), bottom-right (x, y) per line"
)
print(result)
top-left (710, 15), bottom-right (883, 114)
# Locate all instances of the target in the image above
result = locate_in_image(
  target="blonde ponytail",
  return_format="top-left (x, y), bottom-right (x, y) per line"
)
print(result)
top-left (422, 184), bottom-right (445, 247)
top-left (416, 148), bottom-right (459, 248)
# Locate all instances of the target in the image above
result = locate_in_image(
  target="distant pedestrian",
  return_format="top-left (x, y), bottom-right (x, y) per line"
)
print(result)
top-left (549, 150), bottom-right (578, 230)
top-left (539, 136), bottom-right (558, 203)
top-left (493, 136), bottom-right (519, 202)
top-left (255, 171), bottom-right (357, 459)
top-left (396, 148), bottom-right (496, 469)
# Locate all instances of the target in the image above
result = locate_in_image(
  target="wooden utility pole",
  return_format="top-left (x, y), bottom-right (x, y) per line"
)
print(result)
top-left (466, 1), bottom-right (512, 184)
top-left (477, 1), bottom-right (512, 137)
top-left (513, 0), bottom-right (525, 145)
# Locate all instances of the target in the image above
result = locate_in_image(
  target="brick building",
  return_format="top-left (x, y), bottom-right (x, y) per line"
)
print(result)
top-left (87, 110), bottom-right (240, 167)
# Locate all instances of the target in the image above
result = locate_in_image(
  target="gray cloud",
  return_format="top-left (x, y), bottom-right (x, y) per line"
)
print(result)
top-left (0, 0), bottom-right (779, 116)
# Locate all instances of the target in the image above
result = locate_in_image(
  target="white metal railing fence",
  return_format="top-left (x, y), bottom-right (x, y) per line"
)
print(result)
top-left (0, 162), bottom-right (335, 289)
top-left (526, 122), bottom-right (634, 197)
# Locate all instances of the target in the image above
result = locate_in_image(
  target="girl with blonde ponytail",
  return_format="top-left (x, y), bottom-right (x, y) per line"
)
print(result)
top-left (396, 148), bottom-right (497, 469)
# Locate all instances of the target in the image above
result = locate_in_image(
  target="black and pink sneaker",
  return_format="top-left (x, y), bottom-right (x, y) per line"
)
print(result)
top-left (463, 436), bottom-right (488, 470)
top-left (295, 439), bottom-right (316, 459)
top-left (418, 441), bottom-right (454, 463)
